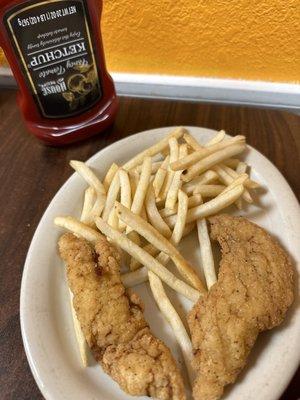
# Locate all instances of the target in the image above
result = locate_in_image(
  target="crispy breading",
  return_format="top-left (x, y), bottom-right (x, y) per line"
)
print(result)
top-left (58, 233), bottom-right (185, 400)
top-left (188, 214), bottom-right (294, 400)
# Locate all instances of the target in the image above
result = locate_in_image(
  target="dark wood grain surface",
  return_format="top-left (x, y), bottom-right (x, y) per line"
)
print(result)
top-left (0, 89), bottom-right (299, 400)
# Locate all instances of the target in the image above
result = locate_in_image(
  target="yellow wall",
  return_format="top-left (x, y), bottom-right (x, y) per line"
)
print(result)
top-left (1, 1), bottom-right (299, 83)
top-left (102, 0), bottom-right (300, 83)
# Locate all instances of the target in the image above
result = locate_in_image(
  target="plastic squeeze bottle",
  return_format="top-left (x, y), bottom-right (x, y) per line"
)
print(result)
top-left (0, 0), bottom-right (118, 145)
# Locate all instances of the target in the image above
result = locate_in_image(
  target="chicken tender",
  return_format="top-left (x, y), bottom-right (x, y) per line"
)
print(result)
top-left (58, 233), bottom-right (185, 400)
top-left (188, 214), bottom-right (294, 400)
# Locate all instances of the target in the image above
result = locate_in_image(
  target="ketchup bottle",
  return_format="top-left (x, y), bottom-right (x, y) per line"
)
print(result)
top-left (0, 0), bottom-right (118, 145)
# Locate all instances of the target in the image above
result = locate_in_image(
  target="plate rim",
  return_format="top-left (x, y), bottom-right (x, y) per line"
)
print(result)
top-left (20, 126), bottom-right (300, 400)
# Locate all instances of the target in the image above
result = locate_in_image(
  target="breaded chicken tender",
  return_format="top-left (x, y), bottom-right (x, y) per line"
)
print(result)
top-left (188, 214), bottom-right (294, 400)
top-left (58, 233), bottom-right (185, 400)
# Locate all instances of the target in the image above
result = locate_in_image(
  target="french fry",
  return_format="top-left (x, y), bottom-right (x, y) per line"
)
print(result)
top-left (241, 177), bottom-right (260, 190)
top-left (69, 194), bottom-right (92, 367)
top-left (126, 157), bottom-right (152, 257)
top-left (185, 130), bottom-right (229, 152)
top-left (165, 144), bottom-right (187, 210)
top-left (127, 230), bottom-right (142, 270)
top-left (224, 164), bottom-right (242, 179)
top-left (130, 156), bottom-right (152, 217)
top-left (182, 143), bottom-right (246, 182)
top-left (220, 165), bottom-right (253, 203)
top-left (135, 161), bottom-right (162, 174)
top-left (130, 243), bottom-right (160, 271)
top-left (70, 160), bottom-right (106, 195)
top-left (170, 136), bottom-right (245, 172)
top-left (205, 130), bottom-right (226, 146)
top-left (223, 158), bottom-right (240, 168)
top-left (122, 266), bottom-right (148, 287)
top-left (153, 155), bottom-right (170, 198)
top-left (171, 190), bottom-right (189, 245)
top-left (213, 164), bottom-right (236, 184)
top-left (54, 216), bottom-right (102, 243)
top-left (159, 194), bottom-right (203, 218)
top-left (108, 207), bottom-right (120, 230)
top-left (156, 250), bottom-right (170, 266)
top-left (141, 204), bottom-right (148, 222)
top-left (214, 164), bottom-right (252, 205)
top-left (183, 132), bottom-right (204, 150)
top-left (182, 170), bottom-right (219, 195)
top-left (69, 290), bottom-right (89, 367)
top-left (116, 202), bottom-right (206, 292)
top-left (127, 230), bottom-right (141, 247)
top-left (221, 174), bottom-right (248, 193)
top-left (129, 222), bottom-right (195, 271)
top-left (122, 127), bottom-right (186, 170)
top-left (164, 184), bottom-right (244, 227)
top-left (89, 193), bottom-right (106, 222)
top-left (128, 169), bottom-right (139, 196)
top-left (80, 187), bottom-right (96, 224)
top-left (177, 221), bottom-right (196, 236)
top-left (213, 164), bottom-right (243, 209)
top-left (193, 184), bottom-right (226, 197)
top-left (156, 190), bottom-right (189, 266)
top-left (95, 216), bottom-right (200, 302)
top-left (235, 161), bottom-right (261, 190)
top-left (187, 145), bottom-right (195, 154)
top-left (145, 185), bottom-right (172, 238)
top-left (235, 194), bottom-right (243, 210)
top-left (103, 163), bottom-right (119, 192)
top-left (159, 194), bottom-right (202, 218)
top-left (111, 227), bottom-right (196, 286)
top-left (102, 171), bottom-right (120, 221)
top-left (119, 169), bottom-right (132, 230)
top-left (236, 161), bottom-right (247, 174)
top-left (197, 218), bottom-right (217, 289)
top-left (160, 147), bottom-right (170, 158)
top-left (226, 163), bottom-right (260, 190)
top-left (155, 198), bottom-right (166, 209)
top-left (148, 271), bottom-right (195, 385)
top-left (158, 137), bottom-right (179, 201)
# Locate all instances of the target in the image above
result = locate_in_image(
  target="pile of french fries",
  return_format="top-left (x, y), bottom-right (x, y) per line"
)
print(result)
top-left (55, 127), bottom-right (260, 383)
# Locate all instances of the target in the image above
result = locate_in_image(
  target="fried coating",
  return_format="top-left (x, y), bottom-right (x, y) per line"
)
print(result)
top-left (58, 233), bottom-right (185, 400)
top-left (188, 214), bottom-right (294, 400)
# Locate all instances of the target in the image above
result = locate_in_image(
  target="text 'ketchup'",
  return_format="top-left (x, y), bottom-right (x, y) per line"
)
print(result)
top-left (0, 0), bottom-right (118, 145)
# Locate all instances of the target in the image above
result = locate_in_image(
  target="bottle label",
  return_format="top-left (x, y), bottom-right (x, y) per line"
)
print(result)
top-left (4, 0), bottom-right (102, 119)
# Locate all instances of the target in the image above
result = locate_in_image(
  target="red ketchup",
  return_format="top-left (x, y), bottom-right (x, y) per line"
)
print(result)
top-left (0, 0), bottom-right (118, 145)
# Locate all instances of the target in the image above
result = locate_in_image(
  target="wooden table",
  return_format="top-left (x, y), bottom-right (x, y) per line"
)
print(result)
top-left (0, 89), bottom-right (299, 399)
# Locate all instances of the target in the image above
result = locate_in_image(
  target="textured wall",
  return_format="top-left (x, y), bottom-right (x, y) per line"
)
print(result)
top-left (102, 0), bottom-right (300, 83)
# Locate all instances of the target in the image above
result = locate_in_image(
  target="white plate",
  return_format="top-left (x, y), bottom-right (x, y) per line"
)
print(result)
top-left (21, 127), bottom-right (300, 400)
